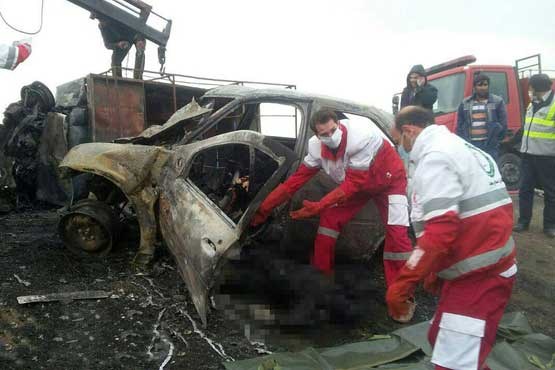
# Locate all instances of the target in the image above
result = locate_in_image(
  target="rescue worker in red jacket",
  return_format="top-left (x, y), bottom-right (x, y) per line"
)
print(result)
top-left (387, 106), bottom-right (517, 370)
top-left (251, 108), bottom-right (413, 294)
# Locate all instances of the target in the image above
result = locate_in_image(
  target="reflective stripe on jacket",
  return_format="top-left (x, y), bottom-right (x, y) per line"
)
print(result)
top-left (521, 90), bottom-right (555, 156)
top-left (0, 43), bottom-right (19, 70)
top-left (410, 125), bottom-right (516, 280)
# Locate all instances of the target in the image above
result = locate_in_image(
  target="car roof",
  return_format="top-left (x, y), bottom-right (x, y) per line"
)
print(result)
top-left (203, 85), bottom-right (393, 129)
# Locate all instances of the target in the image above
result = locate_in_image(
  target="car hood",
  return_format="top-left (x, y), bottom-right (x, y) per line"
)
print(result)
top-left (116, 98), bottom-right (212, 145)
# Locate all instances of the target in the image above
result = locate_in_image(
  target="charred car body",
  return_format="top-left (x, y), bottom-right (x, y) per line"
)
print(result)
top-left (59, 85), bottom-right (394, 325)
top-left (0, 71), bottom-right (212, 210)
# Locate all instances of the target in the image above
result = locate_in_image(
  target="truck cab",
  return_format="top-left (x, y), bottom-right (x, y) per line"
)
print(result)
top-left (394, 55), bottom-right (553, 191)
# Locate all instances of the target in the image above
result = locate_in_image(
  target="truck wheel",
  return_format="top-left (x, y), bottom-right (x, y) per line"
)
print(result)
top-left (499, 153), bottom-right (521, 191)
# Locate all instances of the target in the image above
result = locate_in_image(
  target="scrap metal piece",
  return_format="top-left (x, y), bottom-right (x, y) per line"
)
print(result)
top-left (36, 112), bottom-right (71, 205)
top-left (17, 290), bottom-right (111, 305)
top-left (13, 274), bottom-right (31, 287)
top-left (115, 98), bottom-right (211, 144)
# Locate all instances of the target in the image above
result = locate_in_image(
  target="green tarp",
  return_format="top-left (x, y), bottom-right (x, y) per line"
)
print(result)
top-left (224, 312), bottom-right (555, 370)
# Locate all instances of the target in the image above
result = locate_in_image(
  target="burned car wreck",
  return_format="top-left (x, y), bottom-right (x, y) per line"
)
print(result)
top-left (58, 86), bottom-right (395, 325)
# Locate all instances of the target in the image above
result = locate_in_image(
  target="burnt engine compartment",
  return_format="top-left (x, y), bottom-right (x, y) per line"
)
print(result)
top-left (188, 144), bottom-right (278, 222)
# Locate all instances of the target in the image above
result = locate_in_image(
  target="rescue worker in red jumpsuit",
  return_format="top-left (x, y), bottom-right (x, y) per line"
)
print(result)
top-left (386, 106), bottom-right (517, 370)
top-left (251, 108), bottom-right (413, 302)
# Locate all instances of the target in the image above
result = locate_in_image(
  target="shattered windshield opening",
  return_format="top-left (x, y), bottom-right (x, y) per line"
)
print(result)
top-left (191, 99), bottom-right (302, 155)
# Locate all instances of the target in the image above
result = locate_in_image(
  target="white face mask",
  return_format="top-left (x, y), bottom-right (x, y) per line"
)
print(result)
top-left (319, 126), bottom-right (343, 149)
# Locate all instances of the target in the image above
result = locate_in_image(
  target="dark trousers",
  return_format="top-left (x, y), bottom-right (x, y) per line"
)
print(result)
top-left (111, 39), bottom-right (146, 79)
top-left (518, 154), bottom-right (555, 228)
top-left (471, 140), bottom-right (498, 161)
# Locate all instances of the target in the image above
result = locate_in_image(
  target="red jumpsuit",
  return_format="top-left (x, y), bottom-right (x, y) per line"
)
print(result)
top-left (401, 125), bottom-right (517, 369)
top-left (282, 121), bottom-right (412, 286)
top-left (0, 42), bottom-right (31, 70)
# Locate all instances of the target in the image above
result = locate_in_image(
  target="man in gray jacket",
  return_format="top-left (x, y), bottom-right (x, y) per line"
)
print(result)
top-left (514, 74), bottom-right (555, 237)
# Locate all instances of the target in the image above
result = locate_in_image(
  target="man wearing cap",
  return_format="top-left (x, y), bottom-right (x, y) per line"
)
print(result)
top-left (456, 73), bottom-right (507, 160)
top-left (387, 106), bottom-right (516, 370)
top-left (251, 108), bottom-right (414, 320)
top-left (0, 41), bottom-right (31, 70)
top-left (400, 64), bottom-right (438, 110)
top-left (514, 74), bottom-right (555, 237)
top-left (90, 12), bottom-right (146, 79)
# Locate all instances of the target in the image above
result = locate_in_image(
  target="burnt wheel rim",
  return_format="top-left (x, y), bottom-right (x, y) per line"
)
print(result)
top-left (61, 213), bottom-right (111, 253)
top-left (59, 199), bottom-right (118, 257)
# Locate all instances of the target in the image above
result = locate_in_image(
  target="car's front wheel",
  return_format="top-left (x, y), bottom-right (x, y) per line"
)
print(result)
top-left (58, 199), bottom-right (120, 257)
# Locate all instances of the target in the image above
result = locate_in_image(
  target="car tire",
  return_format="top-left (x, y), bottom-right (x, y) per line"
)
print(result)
top-left (499, 152), bottom-right (521, 191)
top-left (58, 199), bottom-right (120, 258)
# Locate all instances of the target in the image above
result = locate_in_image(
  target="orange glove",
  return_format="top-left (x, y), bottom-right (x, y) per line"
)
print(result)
top-left (289, 199), bottom-right (321, 219)
top-left (290, 187), bottom-right (347, 220)
top-left (251, 184), bottom-right (291, 226)
top-left (386, 246), bottom-right (446, 322)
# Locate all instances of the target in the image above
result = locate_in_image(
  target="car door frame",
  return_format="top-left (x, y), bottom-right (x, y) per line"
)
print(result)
top-left (158, 130), bottom-right (296, 326)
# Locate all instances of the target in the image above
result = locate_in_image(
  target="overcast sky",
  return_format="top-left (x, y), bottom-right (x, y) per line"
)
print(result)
top-left (1, 0), bottom-right (554, 115)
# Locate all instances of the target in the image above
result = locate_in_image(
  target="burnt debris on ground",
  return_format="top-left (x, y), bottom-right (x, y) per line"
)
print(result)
top-left (0, 203), bottom-right (554, 369)
top-left (0, 210), bottom-right (259, 369)
top-left (0, 209), bottom-right (434, 369)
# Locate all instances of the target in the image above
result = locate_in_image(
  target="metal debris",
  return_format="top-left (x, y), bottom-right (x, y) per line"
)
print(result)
top-left (13, 274), bottom-right (31, 287)
top-left (160, 262), bottom-right (175, 271)
top-left (250, 341), bottom-right (273, 355)
top-left (17, 290), bottom-right (111, 305)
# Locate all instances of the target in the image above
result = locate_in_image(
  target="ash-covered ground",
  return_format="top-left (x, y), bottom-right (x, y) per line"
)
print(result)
top-left (0, 196), bottom-right (553, 369)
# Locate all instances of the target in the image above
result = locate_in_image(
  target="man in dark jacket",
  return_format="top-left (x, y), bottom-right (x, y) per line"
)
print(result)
top-left (91, 13), bottom-right (146, 79)
top-left (400, 65), bottom-right (438, 110)
top-left (455, 73), bottom-right (507, 160)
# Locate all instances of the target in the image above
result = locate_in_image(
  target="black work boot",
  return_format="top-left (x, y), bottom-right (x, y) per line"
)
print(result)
top-left (544, 227), bottom-right (555, 238)
top-left (513, 223), bottom-right (529, 233)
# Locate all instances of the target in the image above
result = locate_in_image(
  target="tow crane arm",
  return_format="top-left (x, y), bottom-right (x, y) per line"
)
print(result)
top-left (66, 0), bottom-right (172, 69)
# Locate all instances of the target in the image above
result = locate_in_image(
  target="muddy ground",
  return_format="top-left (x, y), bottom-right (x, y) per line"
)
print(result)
top-left (0, 196), bottom-right (553, 370)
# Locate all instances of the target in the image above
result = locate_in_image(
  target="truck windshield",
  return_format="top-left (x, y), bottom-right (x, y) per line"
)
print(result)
top-left (429, 73), bottom-right (465, 115)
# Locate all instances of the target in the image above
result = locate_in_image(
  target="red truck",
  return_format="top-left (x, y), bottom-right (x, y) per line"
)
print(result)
top-left (394, 54), bottom-right (555, 190)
